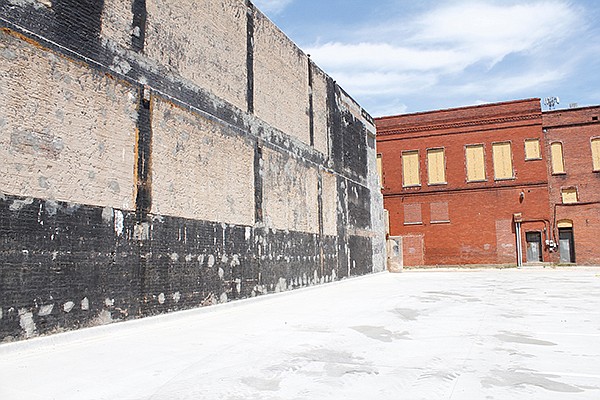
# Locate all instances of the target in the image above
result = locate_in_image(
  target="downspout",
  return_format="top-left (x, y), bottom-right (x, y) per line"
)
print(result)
top-left (515, 221), bottom-right (523, 268)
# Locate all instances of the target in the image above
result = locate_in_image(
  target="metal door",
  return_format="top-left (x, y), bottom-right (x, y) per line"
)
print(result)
top-left (387, 236), bottom-right (403, 272)
top-left (525, 231), bottom-right (542, 262)
top-left (559, 228), bottom-right (575, 263)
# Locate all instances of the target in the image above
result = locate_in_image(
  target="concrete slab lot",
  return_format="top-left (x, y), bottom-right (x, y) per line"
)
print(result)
top-left (1, 268), bottom-right (600, 400)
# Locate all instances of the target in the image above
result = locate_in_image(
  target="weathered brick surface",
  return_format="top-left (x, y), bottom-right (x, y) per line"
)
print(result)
top-left (151, 97), bottom-right (255, 226)
top-left (253, 10), bottom-right (310, 145)
top-left (311, 65), bottom-right (330, 155)
top-left (0, 29), bottom-right (138, 211)
top-left (543, 106), bottom-right (600, 265)
top-left (145, 0), bottom-right (248, 111)
top-left (262, 147), bottom-right (319, 233)
top-left (377, 100), bottom-right (600, 267)
top-left (377, 99), bottom-right (551, 266)
top-left (321, 171), bottom-right (338, 237)
top-left (0, 0), bottom-right (385, 342)
top-left (100, 0), bottom-right (134, 49)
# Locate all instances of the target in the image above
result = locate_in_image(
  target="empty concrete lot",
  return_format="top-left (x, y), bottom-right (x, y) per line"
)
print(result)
top-left (1, 267), bottom-right (600, 400)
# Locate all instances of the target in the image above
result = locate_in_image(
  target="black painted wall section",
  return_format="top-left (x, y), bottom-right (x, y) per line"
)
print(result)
top-left (0, 196), bottom-right (138, 339)
top-left (0, 194), bottom-right (342, 340)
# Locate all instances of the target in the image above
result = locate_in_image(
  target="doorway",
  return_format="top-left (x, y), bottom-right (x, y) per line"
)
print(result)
top-left (525, 231), bottom-right (543, 262)
top-left (558, 228), bottom-right (576, 263)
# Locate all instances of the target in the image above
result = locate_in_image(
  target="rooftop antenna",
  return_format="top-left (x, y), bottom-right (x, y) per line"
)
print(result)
top-left (543, 96), bottom-right (560, 110)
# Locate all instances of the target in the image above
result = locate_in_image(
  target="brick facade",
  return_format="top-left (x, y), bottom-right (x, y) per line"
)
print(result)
top-left (543, 106), bottom-right (600, 265)
top-left (376, 99), bottom-right (600, 267)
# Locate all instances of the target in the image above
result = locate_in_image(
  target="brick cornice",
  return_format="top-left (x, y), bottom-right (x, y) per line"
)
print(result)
top-left (377, 113), bottom-right (540, 136)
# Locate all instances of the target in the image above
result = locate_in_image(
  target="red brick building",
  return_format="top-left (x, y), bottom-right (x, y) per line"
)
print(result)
top-left (543, 106), bottom-right (600, 265)
top-left (376, 99), bottom-right (600, 267)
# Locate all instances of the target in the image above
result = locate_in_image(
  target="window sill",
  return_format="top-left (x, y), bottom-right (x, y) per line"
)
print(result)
top-left (404, 222), bottom-right (423, 226)
top-left (552, 172), bottom-right (567, 176)
top-left (494, 177), bottom-right (516, 181)
top-left (525, 157), bottom-right (542, 161)
top-left (403, 185), bottom-right (422, 189)
top-left (430, 220), bottom-right (450, 224)
top-left (466, 179), bottom-right (487, 183)
top-left (428, 182), bottom-right (447, 186)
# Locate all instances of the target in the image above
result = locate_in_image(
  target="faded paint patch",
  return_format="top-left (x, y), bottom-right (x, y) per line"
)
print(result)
top-left (38, 304), bottom-right (54, 316)
top-left (63, 301), bottom-right (75, 313)
top-left (172, 292), bottom-right (181, 303)
top-left (219, 292), bottom-right (228, 303)
top-left (7, 0), bottom-right (50, 9)
top-left (102, 206), bottom-right (114, 223)
top-left (158, 293), bottom-right (165, 304)
top-left (9, 197), bottom-right (34, 211)
top-left (114, 210), bottom-right (124, 236)
top-left (81, 297), bottom-right (90, 311)
top-left (104, 298), bottom-right (115, 307)
top-left (18, 308), bottom-right (36, 338)
top-left (94, 310), bottom-right (114, 325)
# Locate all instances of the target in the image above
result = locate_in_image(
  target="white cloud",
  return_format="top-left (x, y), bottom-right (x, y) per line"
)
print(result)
top-left (304, 0), bottom-right (584, 114)
top-left (252, 0), bottom-right (293, 14)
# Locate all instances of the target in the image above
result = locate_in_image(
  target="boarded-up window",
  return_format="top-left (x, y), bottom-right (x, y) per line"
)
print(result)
top-left (557, 219), bottom-right (573, 228)
top-left (404, 203), bottom-right (422, 225)
top-left (427, 148), bottom-right (446, 185)
top-left (492, 142), bottom-right (514, 180)
top-left (551, 142), bottom-right (565, 174)
top-left (430, 202), bottom-right (449, 223)
top-left (402, 151), bottom-right (420, 187)
top-left (376, 154), bottom-right (384, 188)
top-left (466, 145), bottom-right (486, 182)
top-left (525, 139), bottom-right (541, 160)
top-left (592, 138), bottom-right (600, 171)
top-left (561, 188), bottom-right (578, 204)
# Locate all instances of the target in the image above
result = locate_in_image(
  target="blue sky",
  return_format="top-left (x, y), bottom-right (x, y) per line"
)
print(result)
top-left (252, 0), bottom-right (600, 117)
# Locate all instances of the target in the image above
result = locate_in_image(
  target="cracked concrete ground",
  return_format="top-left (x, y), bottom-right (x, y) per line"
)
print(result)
top-left (1, 267), bottom-right (599, 399)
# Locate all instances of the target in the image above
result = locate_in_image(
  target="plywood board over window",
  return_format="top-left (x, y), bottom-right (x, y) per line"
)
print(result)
top-left (465, 145), bottom-right (485, 182)
top-left (591, 138), bottom-right (600, 171)
top-left (551, 142), bottom-right (565, 174)
top-left (402, 151), bottom-right (420, 187)
top-left (427, 148), bottom-right (446, 185)
top-left (525, 139), bottom-right (541, 160)
top-left (492, 142), bottom-right (514, 180)
top-left (376, 154), bottom-right (384, 188)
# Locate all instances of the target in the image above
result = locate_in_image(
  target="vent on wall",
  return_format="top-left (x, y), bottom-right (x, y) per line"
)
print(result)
top-left (593, 116), bottom-right (598, 121)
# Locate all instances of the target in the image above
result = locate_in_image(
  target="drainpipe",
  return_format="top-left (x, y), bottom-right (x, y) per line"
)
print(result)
top-left (515, 221), bottom-right (523, 268)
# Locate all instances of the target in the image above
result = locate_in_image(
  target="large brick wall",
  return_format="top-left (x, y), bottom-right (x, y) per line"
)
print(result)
top-left (376, 99), bottom-right (552, 266)
top-left (0, 0), bottom-right (385, 341)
